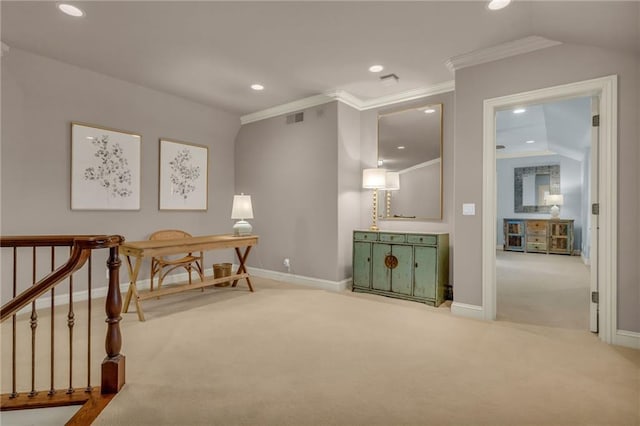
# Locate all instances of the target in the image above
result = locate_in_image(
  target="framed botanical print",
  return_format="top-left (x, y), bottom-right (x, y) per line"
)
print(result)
top-left (159, 138), bottom-right (208, 210)
top-left (71, 122), bottom-right (141, 210)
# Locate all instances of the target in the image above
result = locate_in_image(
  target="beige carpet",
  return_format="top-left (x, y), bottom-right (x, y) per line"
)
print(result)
top-left (497, 251), bottom-right (591, 329)
top-left (3, 278), bottom-right (639, 425)
top-left (90, 278), bottom-right (639, 426)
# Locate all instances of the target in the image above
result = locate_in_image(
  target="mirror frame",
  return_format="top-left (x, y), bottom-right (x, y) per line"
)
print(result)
top-left (377, 103), bottom-right (443, 221)
top-left (514, 164), bottom-right (560, 213)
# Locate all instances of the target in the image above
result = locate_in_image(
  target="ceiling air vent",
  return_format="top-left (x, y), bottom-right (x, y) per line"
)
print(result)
top-left (286, 112), bottom-right (304, 124)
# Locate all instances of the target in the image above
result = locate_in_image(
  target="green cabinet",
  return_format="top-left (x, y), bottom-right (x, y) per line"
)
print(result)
top-left (352, 231), bottom-right (449, 306)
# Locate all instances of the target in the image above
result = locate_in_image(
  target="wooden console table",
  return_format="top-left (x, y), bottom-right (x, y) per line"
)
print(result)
top-left (120, 234), bottom-right (258, 321)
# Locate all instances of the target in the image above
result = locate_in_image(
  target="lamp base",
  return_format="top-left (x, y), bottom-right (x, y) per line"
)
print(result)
top-left (550, 205), bottom-right (560, 218)
top-left (233, 220), bottom-right (252, 236)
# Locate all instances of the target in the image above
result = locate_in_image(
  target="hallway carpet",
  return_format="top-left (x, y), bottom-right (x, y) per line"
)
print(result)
top-left (91, 277), bottom-right (639, 425)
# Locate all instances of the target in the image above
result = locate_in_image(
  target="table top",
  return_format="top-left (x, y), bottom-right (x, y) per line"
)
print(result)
top-left (120, 234), bottom-right (258, 257)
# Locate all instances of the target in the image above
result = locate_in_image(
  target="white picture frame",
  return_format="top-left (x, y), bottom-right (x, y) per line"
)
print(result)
top-left (159, 138), bottom-right (208, 211)
top-left (71, 122), bottom-right (141, 210)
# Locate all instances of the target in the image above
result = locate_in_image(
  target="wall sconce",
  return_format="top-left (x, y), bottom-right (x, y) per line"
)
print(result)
top-left (384, 172), bottom-right (400, 218)
top-left (231, 193), bottom-right (254, 236)
top-left (545, 193), bottom-right (564, 218)
top-left (362, 168), bottom-right (387, 231)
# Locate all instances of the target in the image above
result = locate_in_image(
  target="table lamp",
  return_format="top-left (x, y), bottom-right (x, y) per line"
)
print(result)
top-left (231, 193), bottom-right (254, 236)
top-left (362, 168), bottom-right (387, 231)
top-left (545, 193), bottom-right (564, 218)
top-left (384, 172), bottom-right (400, 218)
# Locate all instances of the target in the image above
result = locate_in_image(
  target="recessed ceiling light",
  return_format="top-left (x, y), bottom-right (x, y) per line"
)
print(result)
top-left (397, 146), bottom-right (405, 150)
top-left (525, 140), bottom-right (535, 144)
top-left (488, 0), bottom-right (511, 10)
top-left (58, 3), bottom-right (85, 17)
top-left (369, 65), bottom-right (384, 73)
top-left (250, 84), bottom-right (264, 91)
top-left (513, 108), bottom-right (526, 114)
top-left (424, 108), bottom-right (436, 114)
top-left (378, 159), bottom-right (384, 166)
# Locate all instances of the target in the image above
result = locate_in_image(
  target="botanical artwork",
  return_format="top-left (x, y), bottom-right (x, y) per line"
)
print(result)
top-left (71, 123), bottom-right (141, 210)
top-left (159, 139), bottom-right (208, 210)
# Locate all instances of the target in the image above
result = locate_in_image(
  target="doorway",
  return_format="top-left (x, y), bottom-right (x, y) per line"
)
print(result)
top-left (481, 75), bottom-right (618, 344)
top-left (495, 96), bottom-right (592, 330)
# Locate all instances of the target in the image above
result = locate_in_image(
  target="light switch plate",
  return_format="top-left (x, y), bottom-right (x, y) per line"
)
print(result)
top-left (462, 203), bottom-right (475, 216)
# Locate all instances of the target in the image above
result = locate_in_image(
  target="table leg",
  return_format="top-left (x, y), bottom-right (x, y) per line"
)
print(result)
top-left (122, 255), bottom-right (146, 321)
top-left (232, 246), bottom-right (254, 292)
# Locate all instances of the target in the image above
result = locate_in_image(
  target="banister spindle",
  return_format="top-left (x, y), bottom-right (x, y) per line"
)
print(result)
top-left (86, 254), bottom-right (93, 392)
top-left (67, 246), bottom-right (75, 395)
top-left (11, 247), bottom-right (18, 398)
top-left (102, 246), bottom-right (126, 394)
top-left (29, 247), bottom-right (38, 397)
top-left (49, 246), bottom-right (56, 396)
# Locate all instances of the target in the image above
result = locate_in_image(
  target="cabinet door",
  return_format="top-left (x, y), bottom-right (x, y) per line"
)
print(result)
top-left (353, 242), bottom-right (372, 288)
top-left (414, 246), bottom-right (437, 299)
top-left (390, 245), bottom-right (413, 295)
top-left (371, 243), bottom-right (391, 291)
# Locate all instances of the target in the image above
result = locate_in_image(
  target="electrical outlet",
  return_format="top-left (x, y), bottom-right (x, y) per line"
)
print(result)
top-left (283, 258), bottom-right (290, 272)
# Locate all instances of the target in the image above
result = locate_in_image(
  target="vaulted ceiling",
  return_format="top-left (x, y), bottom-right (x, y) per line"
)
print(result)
top-left (2, 1), bottom-right (638, 116)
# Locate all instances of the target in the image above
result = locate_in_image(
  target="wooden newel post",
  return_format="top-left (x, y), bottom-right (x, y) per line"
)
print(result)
top-left (102, 246), bottom-right (126, 394)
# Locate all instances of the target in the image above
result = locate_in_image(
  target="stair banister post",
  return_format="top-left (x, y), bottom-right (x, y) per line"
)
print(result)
top-left (101, 245), bottom-right (126, 394)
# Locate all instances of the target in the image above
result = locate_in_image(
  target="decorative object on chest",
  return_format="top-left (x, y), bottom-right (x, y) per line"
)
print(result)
top-left (503, 218), bottom-right (574, 255)
top-left (352, 231), bottom-right (449, 306)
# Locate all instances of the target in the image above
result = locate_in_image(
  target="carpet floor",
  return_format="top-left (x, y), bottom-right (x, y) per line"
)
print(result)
top-left (89, 277), bottom-right (639, 426)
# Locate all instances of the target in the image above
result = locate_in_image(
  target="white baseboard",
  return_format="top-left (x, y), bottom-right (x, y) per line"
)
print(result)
top-left (451, 302), bottom-right (485, 320)
top-left (238, 265), bottom-right (350, 292)
top-left (613, 330), bottom-right (640, 349)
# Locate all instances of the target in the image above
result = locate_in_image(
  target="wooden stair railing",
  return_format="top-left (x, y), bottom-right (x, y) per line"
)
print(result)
top-left (0, 235), bottom-right (125, 423)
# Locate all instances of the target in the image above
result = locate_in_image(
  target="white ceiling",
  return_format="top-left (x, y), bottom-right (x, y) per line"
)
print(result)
top-left (496, 96), bottom-right (592, 159)
top-left (2, 1), bottom-right (638, 116)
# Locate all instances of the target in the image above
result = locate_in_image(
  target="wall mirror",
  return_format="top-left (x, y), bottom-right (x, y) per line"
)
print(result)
top-left (514, 165), bottom-right (560, 213)
top-left (377, 103), bottom-right (443, 220)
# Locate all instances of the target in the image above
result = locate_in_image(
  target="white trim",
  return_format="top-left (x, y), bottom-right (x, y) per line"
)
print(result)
top-left (399, 157), bottom-right (440, 175)
top-left (240, 81), bottom-right (455, 124)
top-left (483, 75), bottom-right (618, 343)
top-left (445, 36), bottom-right (562, 72)
top-left (496, 150), bottom-right (557, 160)
top-left (613, 330), bottom-right (640, 349)
top-left (450, 302), bottom-right (485, 320)
top-left (237, 265), bottom-right (350, 292)
top-left (240, 93), bottom-right (338, 125)
top-left (357, 81), bottom-right (455, 111)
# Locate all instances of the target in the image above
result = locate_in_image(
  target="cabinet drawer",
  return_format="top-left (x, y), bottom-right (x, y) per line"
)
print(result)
top-left (379, 233), bottom-right (406, 243)
top-left (527, 229), bottom-right (547, 237)
top-left (527, 242), bottom-right (547, 251)
top-left (354, 231), bottom-right (378, 241)
top-left (527, 236), bottom-right (547, 244)
top-left (407, 234), bottom-right (437, 245)
top-left (527, 221), bottom-right (547, 232)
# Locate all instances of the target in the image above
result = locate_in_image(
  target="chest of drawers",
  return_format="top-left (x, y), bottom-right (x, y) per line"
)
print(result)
top-left (352, 231), bottom-right (449, 306)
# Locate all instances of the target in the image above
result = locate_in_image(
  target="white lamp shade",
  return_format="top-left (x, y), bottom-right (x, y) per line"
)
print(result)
top-left (545, 194), bottom-right (564, 206)
top-left (231, 194), bottom-right (254, 219)
top-left (363, 168), bottom-right (387, 189)
top-left (385, 172), bottom-right (400, 191)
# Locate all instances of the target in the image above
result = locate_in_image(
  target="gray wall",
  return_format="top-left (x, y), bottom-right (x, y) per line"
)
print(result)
top-left (453, 43), bottom-right (639, 332)
top-left (234, 102), bottom-right (341, 281)
top-left (1, 48), bottom-right (240, 300)
top-left (360, 91), bottom-right (455, 280)
top-left (496, 154), bottom-right (583, 250)
top-left (337, 102), bottom-right (362, 281)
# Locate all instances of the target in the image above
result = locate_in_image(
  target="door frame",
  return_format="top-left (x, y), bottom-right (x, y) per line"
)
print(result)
top-left (481, 75), bottom-right (617, 344)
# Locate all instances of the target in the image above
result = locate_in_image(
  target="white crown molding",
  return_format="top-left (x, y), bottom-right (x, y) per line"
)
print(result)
top-left (445, 36), bottom-right (562, 72)
top-left (357, 81), bottom-right (455, 111)
top-left (1, 42), bottom-right (9, 57)
top-left (240, 81), bottom-right (455, 125)
top-left (496, 149), bottom-right (557, 159)
top-left (240, 93), bottom-right (338, 125)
